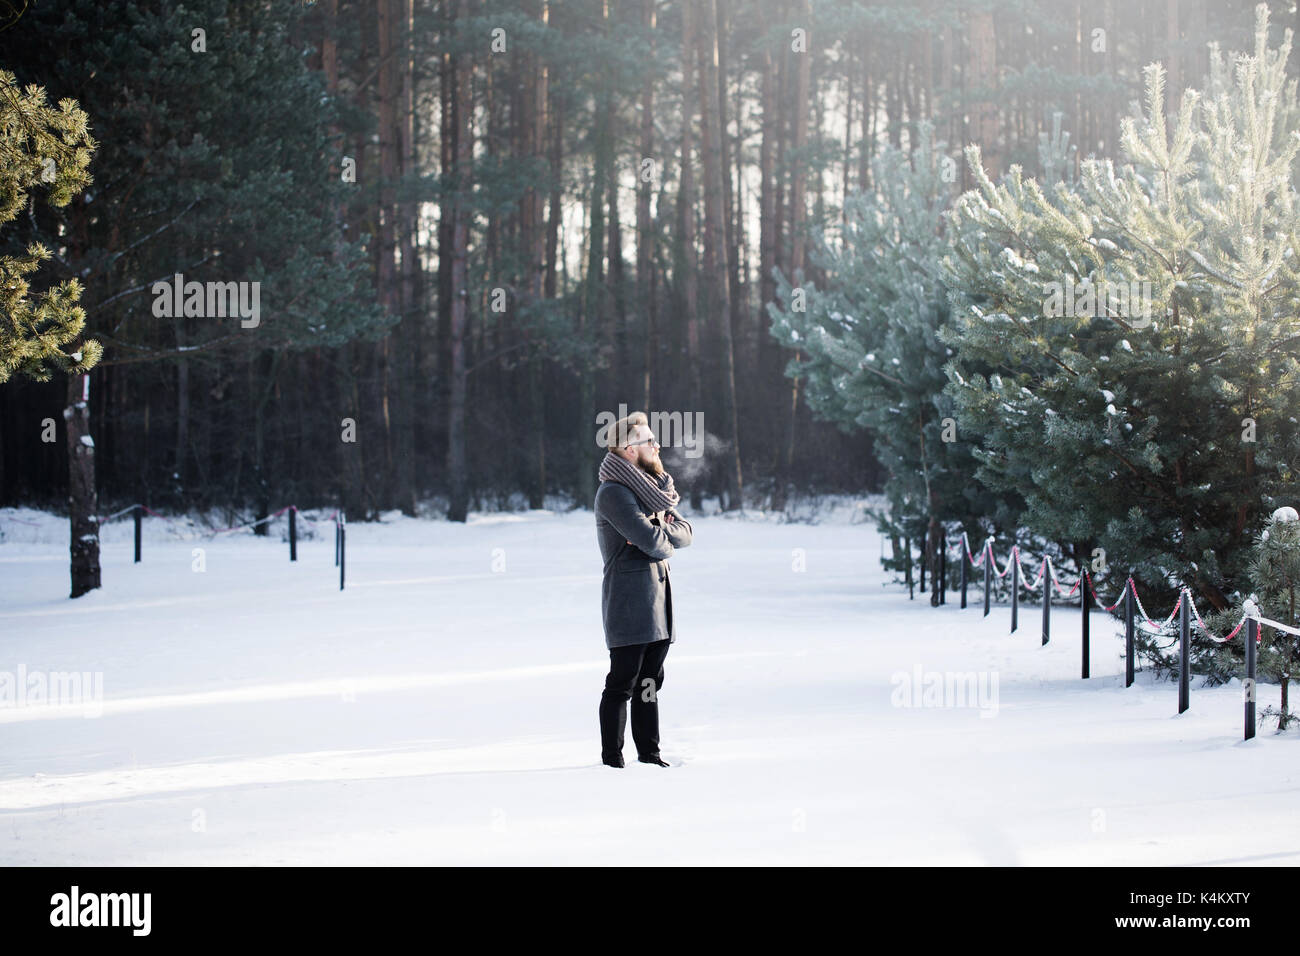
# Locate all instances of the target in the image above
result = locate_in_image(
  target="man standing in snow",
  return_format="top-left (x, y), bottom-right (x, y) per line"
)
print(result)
top-left (594, 411), bottom-right (693, 768)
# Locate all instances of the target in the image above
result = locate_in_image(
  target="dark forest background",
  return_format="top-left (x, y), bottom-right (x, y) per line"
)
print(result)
top-left (0, 0), bottom-right (1281, 521)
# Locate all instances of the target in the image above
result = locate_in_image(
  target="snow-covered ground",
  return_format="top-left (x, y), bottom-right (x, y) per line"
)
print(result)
top-left (0, 499), bottom-right (1295, 865)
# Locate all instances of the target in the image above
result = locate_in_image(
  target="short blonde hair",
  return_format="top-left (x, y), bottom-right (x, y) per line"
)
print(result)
top-left (607, 410), bottom-right (648, 450)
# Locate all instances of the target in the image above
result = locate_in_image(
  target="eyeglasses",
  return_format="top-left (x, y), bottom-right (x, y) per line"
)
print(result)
top-left (625, 435), bottom-right (661, 449)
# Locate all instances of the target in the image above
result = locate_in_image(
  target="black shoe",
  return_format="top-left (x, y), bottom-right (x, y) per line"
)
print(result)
top-left (602, 753), bottom-right (625, 768)
top-left (637, 753), bottom-right (670, 767)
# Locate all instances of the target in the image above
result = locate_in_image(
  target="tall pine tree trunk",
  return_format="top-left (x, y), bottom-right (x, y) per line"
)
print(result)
top-left (776, 0), bottom-right (812, 512)
top-left (524, 0), bottom-right (549, 510)
top-left (609, 164), bottom-right (627, 384)
top-left (251, 350), bottom-right (279, 535)
top-left (446, 0), bottom-right (472, 522)
top-left (376, 0), bottom-right (406, 513)
top-left (66, 372), bottom-right (100, 598)
top-left (939, 19), bottom-right (952, 146)
top-left (637, 0), bottom-right (656, 411)
top-left (968, 6), bottom-right (999, 178)
top-left (395, 0), bottom-right (418, 515)
top-left (861, 33), bottom-right (874, 188)
top-left (437, 46), bottom-right (454, 483)
top-left (768, 5), bottom-right (791, 498)
top-left (732, 53), bottom-right (751, 379)
top-left (578, 0), bottom-right (613, 509)
top-left (758, 36), bottom-right (778, 486)
top-left (716, 0), bottom-right (743, 362)
top-left (679, 0), bottom-right (703, 511)
top-left (174, 322), bottom-right (189, 501)
top-left (698, 0), bottom-right (743, 510)
top-left (1165, 0), bottom-right (1181, 117)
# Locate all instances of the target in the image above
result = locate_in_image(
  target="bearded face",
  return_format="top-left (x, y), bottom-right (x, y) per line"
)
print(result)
top-left (639, 453), bottom-right (665, 477)
top-left (625, 424), bottom-right (664, 477)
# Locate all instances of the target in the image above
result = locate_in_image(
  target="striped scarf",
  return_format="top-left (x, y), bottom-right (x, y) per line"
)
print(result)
top-left (598, 450), bottom-right (681, 514)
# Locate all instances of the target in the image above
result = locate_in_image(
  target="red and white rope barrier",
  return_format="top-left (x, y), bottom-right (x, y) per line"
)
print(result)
top-left (938, 530), bottom-right (1276, 646)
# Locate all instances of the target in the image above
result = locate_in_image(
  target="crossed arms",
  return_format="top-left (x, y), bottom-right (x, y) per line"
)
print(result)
top-left (598, 484), bottom-right (693, 560)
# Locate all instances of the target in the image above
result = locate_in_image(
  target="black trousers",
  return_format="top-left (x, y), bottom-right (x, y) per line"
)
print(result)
top-left (599, 638), bottom-right (672, 759)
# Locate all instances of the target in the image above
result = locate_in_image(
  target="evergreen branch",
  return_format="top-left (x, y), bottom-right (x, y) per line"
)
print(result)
top-left (104, 199), bottom-right (201, 270)
top-left (1101, 444), bottom-right (1181, 511)
top-left (464, 338), bottom-right (531, 375)
top-left (92, 333), bottom-right (243, 366)
top-left (1184, 247), bottom-right (1245, 289)
top-left (857, 360), bottom-right (904, 386)
top-left (95, 254), bottom-right (217, 317)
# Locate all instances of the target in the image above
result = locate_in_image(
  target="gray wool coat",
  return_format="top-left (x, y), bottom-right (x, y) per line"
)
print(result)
top-left (594, 480), bottom-right (693, 648)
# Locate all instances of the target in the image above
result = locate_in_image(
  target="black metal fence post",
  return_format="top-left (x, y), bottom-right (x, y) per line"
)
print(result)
top-left (919, 545), bottom-right (926, 593)
top-left (1041, 557), bottom-right (1050, 646)
top-left (905, 537), bottom-right (913, 600)
top-left (983, 542), bottom-right (991, 618)
top-left (1010, 547), bottom-right (1019, 633)
top-left (1245, 617), bottom-right (1257, 741)
top-left (1124, 579), bottom-right (1135, 688)
top-left (1081, 572), bottom-right (1091, 679)
top-left (339, 510), bottom-right (346, 591)
top-left (959, 537), bottom-right (968, 609)
top-left (133, 505), bottom-right (142, 564)
top-left (289, 506), bottom-right (297, 562)
top-left (1178, 588), bottom-right (1190, 713)
top-left (938, 544), bottom-right (946, 605)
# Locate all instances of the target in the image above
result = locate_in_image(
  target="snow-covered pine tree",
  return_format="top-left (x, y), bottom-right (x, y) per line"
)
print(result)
top-left (0, 69), bottom-right (98, 382)
top-left (0, 69), bottom-right (102, 597)
top-left (767, 124), bottom-right (1020, 601)
top-left (941, 4), bottom-right (1300, 632)
top-left (1202, 507), bottom-right (1300, 730)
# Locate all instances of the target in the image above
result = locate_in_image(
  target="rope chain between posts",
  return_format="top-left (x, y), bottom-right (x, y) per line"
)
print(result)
top-left (77, 504), bottom-right (343, 542)
top-left (937, 531), bottom-right (1261, 645)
